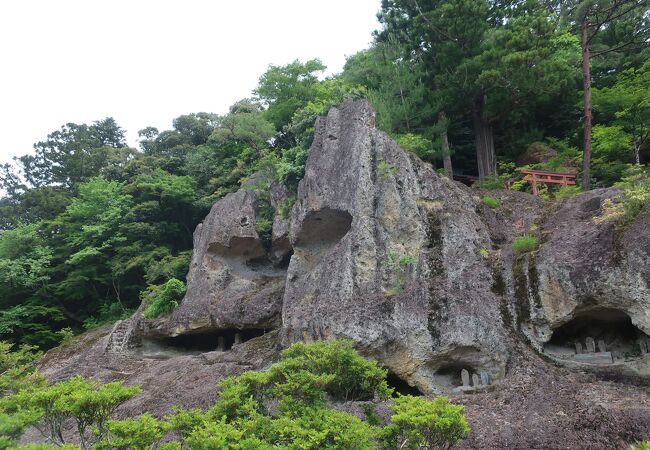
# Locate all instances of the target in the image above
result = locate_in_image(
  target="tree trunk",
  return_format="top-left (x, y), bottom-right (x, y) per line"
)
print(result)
top-left (439, 112), bottom-right (453, 178)
top-left (581, 17), bottom-right (593, 190)
top-left (634, 143), bottom-right (641, 165)
top-left (473, 98), bottom-right (497, 181)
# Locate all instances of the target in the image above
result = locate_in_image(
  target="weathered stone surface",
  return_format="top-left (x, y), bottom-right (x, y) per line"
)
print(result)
top-left (575, 342), bottom-right (583, 354)
top-left (144, 188), bottom-right (288, 337)
top-left (472, 373), bottom-right (480, 387)
top-left (280, 100), bottom-right (507, 393)
top-left (598, 339), bottom-right (607, 353)
top-left (526, 190), bottom-right (650, 350)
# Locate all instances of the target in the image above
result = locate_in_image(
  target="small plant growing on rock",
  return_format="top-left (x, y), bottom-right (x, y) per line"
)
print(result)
top-left (142, 278), bottom-right (186, 319)
top-left (512, 235), bottom-right (538, 253)
top-left (386, 250), bottom-right (417, 296)
top-left (378, 159), bottom-right (397, 179)
top-left (629, 442), bottom-right (650, 450)
top-left (482, 196), bottom-right (500, 208)
top-left (479, 248), bottom-right (490, 259)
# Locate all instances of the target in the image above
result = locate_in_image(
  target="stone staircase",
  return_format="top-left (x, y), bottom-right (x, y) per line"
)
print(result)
top-left (105, 318), bottom-right (140, 353)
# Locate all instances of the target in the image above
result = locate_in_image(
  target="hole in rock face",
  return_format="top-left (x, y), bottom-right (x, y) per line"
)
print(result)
top-left (433, 363), bottom-right (476, 388)
top-left (209, 237), bottom-right (266, 262)
top-left (294, 208), bottom-right (352, 251)
top-left (545, 308), bottom-right (647, 360)
top-left (386, 372), bottom-right (421, 396)
top-left (141, 328), bottom-right (267, 359)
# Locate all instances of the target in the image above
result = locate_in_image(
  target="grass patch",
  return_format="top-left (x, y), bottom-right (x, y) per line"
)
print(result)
top-left (482, 196), bottom-right (500, 208)
top-left (555, 185), bottom-right (582, 200)
top-left (512, 235), bottom-right (538, 253)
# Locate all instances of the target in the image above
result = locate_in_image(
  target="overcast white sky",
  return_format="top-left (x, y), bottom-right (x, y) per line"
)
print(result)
top-left (0, 0), bottom-right (381, 165)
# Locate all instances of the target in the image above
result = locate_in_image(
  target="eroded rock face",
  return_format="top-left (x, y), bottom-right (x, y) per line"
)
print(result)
top-left (518, 189), bottom-right (650, 373)
top-left (280, 100), bottom-right (508, 393)
top-left (147, 188), bottom-right (288, 337)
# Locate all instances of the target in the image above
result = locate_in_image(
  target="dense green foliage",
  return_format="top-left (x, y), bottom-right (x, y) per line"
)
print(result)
top-left (142, 278), bottom-right (186, 319)
top-left (1, 340), bottom-right (469, 449)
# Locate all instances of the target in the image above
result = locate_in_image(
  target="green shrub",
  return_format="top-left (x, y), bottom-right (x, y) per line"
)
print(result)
top-left (142, 278), bottom-right (186, 319)
top-left (97, 413), bottom-right (169, 450)
top-left (10, 376), bottom-right (140, 448)
top-left (512, 235), bottom-right (538, 253)
top-left (381, 395), bottom-right (470, 450)
top-left (477, 175), bottom-right (505, 190)
top-left (482, 196), bottom-right (500, 208)
top-left (615, 164), bottom-right (650, 221)
top-left (555, 185), bottom-right (582, 199)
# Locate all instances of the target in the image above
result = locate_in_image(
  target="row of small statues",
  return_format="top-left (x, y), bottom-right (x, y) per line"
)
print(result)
top-left (460, 369), bottom-right (491, 388)
top-left (574, 337), bottom-right (606, 354)
top-left (574, 336), bottom-right (650, 355)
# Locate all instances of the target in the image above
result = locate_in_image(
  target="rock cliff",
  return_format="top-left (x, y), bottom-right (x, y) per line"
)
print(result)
top-left (37, 100), bottom-right (650, 449)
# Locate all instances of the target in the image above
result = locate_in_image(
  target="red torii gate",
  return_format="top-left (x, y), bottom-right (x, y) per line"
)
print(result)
top-left (520, 169), bottom-right (577, 196)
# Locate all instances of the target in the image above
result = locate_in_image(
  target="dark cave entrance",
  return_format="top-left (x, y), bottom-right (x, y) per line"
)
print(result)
top-left (545, 308), bottom-right (647, 360)
top-left (386, 372), bottom-right (422, 396)
top-left (141, 328), bottom-right (267, 359)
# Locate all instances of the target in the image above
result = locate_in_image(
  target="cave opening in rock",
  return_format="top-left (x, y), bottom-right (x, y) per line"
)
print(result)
top-left (141, 328), bottom-right (267, 359)
top-left (545, 308), bottom-right (647, 361)
top-left (386, 372), bottom-right (422, 396)
top-left (295, 208), bottom-right (353, 251)
top-left (432, 363), bottom-right (476, 388)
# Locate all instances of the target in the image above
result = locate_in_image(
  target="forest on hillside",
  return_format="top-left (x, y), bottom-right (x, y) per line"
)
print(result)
top-left (1, 0), bottom-right (649, 349)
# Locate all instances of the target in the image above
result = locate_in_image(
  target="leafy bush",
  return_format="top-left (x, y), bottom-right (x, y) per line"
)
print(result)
top-left (554, 185), bottom-right (582, 200)
top-left (141, 278), bottom-right (186, 319)
top-left (615, 165), bottom-right (650, 220)
top-left (512, 235), bottom-right (538, 253)
top-left (381, 395), bottom-right (470, 450)
top-left (97, 413), bottom-right (169, 450)
top-left (629, 442), bottom-right (650, 450)
top-left (593, 165), bottom-right (650, 225)
top-left (394, 133), bottom-right (435, 161)
top-left (482, 196), bottom-right (500, 208)
top-left (9, 376), bottom-right (140, 448)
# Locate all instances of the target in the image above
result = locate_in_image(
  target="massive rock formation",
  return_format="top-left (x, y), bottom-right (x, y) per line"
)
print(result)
top-left (281, 101), bottom-right (508, 393)
top-left (37, 100), bottom-right (650, 448)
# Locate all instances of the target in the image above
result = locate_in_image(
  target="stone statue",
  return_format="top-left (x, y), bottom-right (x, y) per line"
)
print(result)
top-left (461, 369), bottom-right (470, 387)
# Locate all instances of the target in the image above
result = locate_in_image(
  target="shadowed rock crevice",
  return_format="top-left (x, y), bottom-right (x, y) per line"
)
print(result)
top-left (386, 372), bottom-right (422, 396)
top-left (140, 328), bottom-right (268, 359)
